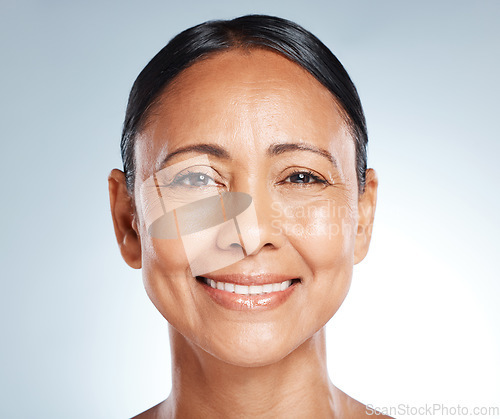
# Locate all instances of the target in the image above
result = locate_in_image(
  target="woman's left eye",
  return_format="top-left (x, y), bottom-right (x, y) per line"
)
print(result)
top-left (284, 171), bottom-right (327, 185)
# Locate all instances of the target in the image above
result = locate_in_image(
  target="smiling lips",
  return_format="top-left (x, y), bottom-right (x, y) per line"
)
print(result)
top-left (196, 274), bottom-right (300, 310)
top-left (198, 276), bottom-right (294, 295)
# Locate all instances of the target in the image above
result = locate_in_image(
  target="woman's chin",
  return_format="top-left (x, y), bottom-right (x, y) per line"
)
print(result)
top-left (201, 332), bottom-right (301, 368)
top-left (210, 346), bottom-right (292, 368)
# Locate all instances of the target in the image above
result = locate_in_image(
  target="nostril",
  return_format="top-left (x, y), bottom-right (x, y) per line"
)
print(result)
top-left (229, 242), bottom-right (243, 250)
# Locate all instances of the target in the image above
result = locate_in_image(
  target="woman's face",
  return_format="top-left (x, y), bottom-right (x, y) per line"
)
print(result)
top-left (127, 49), bottom-right (375, 366)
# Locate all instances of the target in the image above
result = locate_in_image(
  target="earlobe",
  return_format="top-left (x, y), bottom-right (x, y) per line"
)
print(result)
top-left (108, 169), bottom-right (142, 269)
top-left (354, 168), bottom-right (378, 265)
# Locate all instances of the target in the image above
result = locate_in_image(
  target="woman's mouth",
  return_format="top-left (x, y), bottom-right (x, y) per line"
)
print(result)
top-left (195, 275), bottom-right (301, 310)
top-left (196, 276), bottom-right (298, 295)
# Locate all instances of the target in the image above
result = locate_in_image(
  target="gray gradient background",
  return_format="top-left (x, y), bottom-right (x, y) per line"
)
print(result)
top-left (1, 1), bottom-right (499, 418)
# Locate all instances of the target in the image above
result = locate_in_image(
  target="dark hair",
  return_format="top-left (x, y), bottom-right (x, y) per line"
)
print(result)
top-left (121, 14), bottom-right (368, 194)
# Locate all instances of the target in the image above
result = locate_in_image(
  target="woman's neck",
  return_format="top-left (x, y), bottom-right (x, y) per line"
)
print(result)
top-left (160, 326), bottom-right (343, 418)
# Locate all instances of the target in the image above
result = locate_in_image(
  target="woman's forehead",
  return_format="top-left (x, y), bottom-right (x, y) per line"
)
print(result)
top-left (135, 49), bottom-right (353, 175)
top-left (160, 49), bottom-right (343, 121)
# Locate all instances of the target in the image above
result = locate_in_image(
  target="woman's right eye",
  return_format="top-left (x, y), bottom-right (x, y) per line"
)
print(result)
top-left (172, 172), bottom-right (218, 187)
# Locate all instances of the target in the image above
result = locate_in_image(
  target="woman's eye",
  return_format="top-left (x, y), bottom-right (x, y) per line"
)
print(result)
top-left (285, 171), bottom-right (327, 184)
top-left (173, 172), bottom-right (217, 187)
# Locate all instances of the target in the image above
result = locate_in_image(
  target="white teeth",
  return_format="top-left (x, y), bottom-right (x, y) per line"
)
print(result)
top-left (201, 277), bottom-right (295, 295)
top-left (234, 284), bottom-right (249, 295)
top-left (249, 285), bottom-right (263, 295)
top-left (262, 284), bottom-right (273, 294)
top-left (280, 280), bottom-right (291, 291)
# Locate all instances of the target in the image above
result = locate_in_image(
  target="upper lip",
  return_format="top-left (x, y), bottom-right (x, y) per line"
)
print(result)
top-left (197, 273), bottom-right (300, 286)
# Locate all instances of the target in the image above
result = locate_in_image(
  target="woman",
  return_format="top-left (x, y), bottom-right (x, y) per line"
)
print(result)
top-left (109, 15), bottom-right (385, 418)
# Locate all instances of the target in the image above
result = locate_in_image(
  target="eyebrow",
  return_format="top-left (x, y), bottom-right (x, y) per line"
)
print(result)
top-left (160, 143), bottom-right (230, 167)
top-left (160, 141), bottom-right (337, 167)
top-left (267, 142), bottom-right (337, 167)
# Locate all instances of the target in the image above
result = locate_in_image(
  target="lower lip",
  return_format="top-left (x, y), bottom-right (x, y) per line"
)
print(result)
top-left (198, 279), bottom-right (299, 311)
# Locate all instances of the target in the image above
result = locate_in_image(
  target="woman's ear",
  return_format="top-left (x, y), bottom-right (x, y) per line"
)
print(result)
top-left (108, 169), bottom-right (142, 269)
top-left (354, 168), bottom-right (378, 265)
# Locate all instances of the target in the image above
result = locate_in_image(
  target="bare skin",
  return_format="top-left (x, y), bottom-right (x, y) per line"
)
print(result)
top-left (133, 328), bottom-right (386, 419)
top-left (109, 49), bottom-right (388, 418)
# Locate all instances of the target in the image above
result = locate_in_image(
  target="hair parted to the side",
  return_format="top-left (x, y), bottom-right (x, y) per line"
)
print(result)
top-left (121, 14), bottom-right (368, 194)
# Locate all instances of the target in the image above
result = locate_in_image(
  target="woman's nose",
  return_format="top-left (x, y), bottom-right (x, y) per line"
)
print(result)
top-left (215, 188), bottom-right (286, 255)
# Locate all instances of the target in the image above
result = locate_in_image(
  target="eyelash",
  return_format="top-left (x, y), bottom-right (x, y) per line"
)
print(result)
top-left (283, 170), bottom-right (329, 185)
top-left (170, 170), bottom-right (219, 187)
top-left (165, 169), bottom-right (329, 188)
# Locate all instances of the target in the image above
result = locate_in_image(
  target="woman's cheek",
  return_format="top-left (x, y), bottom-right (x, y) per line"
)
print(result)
top-left (282, 199), bottom-right (357, 271)
top-left (138, 219), bottom-right (184, 266)
top-left (141, 236), bottom-right (190, 311)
